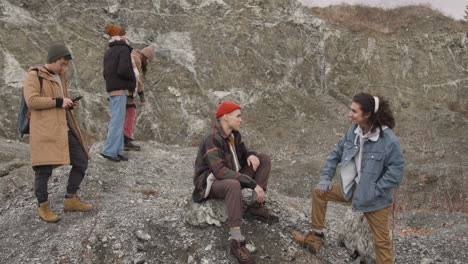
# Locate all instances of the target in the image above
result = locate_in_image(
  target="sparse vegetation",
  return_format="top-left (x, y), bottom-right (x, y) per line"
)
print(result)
top-left (307, 4), bottom-right (465, 33)
top-left (447, 101), bottom-right (468, 118)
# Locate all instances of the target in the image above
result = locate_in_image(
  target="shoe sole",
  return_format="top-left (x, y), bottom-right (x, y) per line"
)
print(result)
top-left (303, 243), bottom-right (318, 255)
top-left (64, 208), bottom-right (93, 212)
top-left (117, 156), bottom-right (129, 161)
top-left (292, 237), bottom-right (320, 255)
top-left (244, 211), bottom-right (279, 224)
top-left (124, 147), bottom-right (141, 151)
top-left (100, 154), bottom-right (120, 162)
top-left (40, 216), bottom-right (60, 223)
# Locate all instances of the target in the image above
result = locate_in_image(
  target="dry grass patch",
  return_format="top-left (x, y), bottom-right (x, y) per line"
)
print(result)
top-left (308, 4), bottom-right (463, 33)
top-left (133, 188), bottom-right (158, 199)
top-left (447, 101), bottom-right (468, 117)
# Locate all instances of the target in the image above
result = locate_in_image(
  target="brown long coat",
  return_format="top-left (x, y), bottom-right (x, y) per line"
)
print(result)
top-left (126, 49), bottom-right (145, 105)
top-left (23, 66), bottom-right (89, 167)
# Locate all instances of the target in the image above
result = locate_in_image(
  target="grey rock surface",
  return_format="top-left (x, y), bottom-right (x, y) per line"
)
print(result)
top-left (336, 209), bottom-right (375, 263)
top-left (184, 198), bottom-right (228, 227)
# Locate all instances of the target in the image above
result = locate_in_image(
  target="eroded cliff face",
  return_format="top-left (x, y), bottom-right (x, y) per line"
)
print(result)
top-left (0, 1), bottom-right (467, 263)
top-left (0, 0), bottom-right (466, 236)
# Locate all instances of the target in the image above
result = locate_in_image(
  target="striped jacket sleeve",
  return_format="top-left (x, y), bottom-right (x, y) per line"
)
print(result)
top-left (203, 135), bottom-right (257, 189)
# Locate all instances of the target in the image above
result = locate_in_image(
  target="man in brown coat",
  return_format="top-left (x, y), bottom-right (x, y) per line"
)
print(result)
top-left (23, 43), bottom-right (93, 223)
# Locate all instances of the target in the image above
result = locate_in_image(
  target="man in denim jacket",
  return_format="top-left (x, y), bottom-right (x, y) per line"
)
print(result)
top-left (293, 93), bottom-right (405, 264)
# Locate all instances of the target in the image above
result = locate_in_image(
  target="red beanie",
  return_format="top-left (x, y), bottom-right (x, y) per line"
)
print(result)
top-left (104, 24), bottom-right (125, 37)
top-left (215, 101), bottom-right (241, 118)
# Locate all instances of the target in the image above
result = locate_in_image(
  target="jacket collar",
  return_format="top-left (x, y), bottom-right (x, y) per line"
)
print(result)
top-left (214, 124), bottom-right (239, 139)
top-left (29, 65), bottom-right (61, 83)
top-left (109, 40), bottom-right (132, 49)
top-left (354, 125), bottom-right (388, 142)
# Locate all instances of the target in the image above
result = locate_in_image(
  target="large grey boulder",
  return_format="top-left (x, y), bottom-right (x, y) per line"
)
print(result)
top-left (183, 198), bottom-right (228, 227)
top-left (337, 208), bottom-right (376, 263)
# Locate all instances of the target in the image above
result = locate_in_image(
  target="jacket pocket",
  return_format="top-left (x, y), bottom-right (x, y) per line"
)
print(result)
top-left (361, 153), bottom-right (384, 174)
top-left (358, 178), bottom-right (378, 204)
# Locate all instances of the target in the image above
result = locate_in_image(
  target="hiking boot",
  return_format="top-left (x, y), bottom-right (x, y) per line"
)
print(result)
top-left (117, 153), bottom-right (128, 161)
top-left (64, 194), bottom-right (93, 212)
top-left (101, 153), bottom-right (120, 162)
top-left (230, 239), bottom-right (255, 264)
top-left (38, 201), bottom-right (60, 223)
top-left (245, 202), bottom-right (279, 224)
top-left (124, 136), bottom-right (141, 151)
top-left (229, 235), bottom-right (247, 247)
top-left (291, 231), bottom-right (323, 254)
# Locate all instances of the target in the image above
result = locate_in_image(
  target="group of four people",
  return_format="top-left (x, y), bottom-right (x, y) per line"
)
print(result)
top-left (23, 24), bottom-right (404, 264)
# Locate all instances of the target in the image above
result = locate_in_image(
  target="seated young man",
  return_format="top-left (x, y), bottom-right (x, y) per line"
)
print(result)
top-left (192, 101), bottom-right (279, 264)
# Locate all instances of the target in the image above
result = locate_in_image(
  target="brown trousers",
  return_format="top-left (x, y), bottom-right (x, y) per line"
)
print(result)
top-left (311, 184), bottom-right (393, 264)
top-left (209, 153), bottom-right (271, 227)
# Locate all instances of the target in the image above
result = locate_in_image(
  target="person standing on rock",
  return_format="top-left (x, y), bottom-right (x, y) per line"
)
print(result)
top-left (292, 93), bottom-right (405, 264)
top-left (123, 45), bottom-right (155, 151)
top-left (192, 101), bottom-right (279, 264)
top-left (101, 24), bottom-right (136, 162)
top-left (23, 43), bottom-right (93, 223)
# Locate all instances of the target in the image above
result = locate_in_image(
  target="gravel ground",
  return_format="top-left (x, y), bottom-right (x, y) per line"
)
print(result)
top-left (0, 138), bottom-right (466, 263)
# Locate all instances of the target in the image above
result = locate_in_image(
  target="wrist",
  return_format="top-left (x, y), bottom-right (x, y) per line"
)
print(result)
top-left (55, 98), bottom-right (63, 108)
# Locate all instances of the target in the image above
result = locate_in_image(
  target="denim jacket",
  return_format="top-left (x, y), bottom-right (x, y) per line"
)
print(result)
top-left (319, 124), bottom-right (405, 212)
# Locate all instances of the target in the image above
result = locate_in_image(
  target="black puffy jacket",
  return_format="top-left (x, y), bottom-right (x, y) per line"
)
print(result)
top-left (103, 40), bottom-right (136, 92)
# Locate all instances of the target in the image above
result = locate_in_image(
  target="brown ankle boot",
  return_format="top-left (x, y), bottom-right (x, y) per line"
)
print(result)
top-left (38, 201), bottom-right (60, 223)
top-left (64, 194), bottom-right (93, 212)
top-left (291, 231), bottom-right (322, 254)
top-left (245, 202), bottom-right (279, 224)
top-left (230, 239), bottom-right (256, 264)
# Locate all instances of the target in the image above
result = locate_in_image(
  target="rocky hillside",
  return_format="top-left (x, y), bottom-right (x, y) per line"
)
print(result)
top-left (0, 0), bottom-right (467, 263)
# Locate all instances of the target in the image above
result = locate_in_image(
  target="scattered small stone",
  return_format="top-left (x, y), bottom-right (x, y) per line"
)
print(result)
top-left (420, 258), bottom-right (434, 264)
top-left (135, 230), bottom-right (151, 241)
top-left (187, 254), bottom-right (195, 264)
top-left (137, 243), bottom-right (147, 252)
top-left (134, 256), bottom-right (146, 264)
top-left (245, 243), bottom-right (257, 253)
top-left (113, 242), bottom-right (121, 250)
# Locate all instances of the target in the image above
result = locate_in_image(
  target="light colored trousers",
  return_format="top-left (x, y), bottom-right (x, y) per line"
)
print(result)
top-left (311, 183), bottom-right (393, 264)
top-left (102, 92), bottom-right (126, 157)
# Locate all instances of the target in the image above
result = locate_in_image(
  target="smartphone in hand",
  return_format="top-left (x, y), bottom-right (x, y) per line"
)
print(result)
top-left (72, 96), bottom-right (83, 102)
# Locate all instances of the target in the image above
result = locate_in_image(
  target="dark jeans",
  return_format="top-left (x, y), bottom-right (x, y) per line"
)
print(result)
top-left (33, 131), bottom-right (88, 204)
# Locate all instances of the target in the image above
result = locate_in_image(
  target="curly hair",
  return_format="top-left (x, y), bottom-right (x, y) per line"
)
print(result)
top-left (352, 93), bottom-right (395, 137)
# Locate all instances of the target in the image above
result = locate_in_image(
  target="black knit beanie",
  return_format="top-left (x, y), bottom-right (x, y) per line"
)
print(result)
top-left (47, 43), bottom-right (72, 63)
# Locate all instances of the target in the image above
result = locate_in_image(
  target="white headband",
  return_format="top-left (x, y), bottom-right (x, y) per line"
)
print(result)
top-left (373, 96), bottom-right (380, 113)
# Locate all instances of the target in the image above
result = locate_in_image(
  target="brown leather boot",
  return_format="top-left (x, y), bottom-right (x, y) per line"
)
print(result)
top-left (245, 202), bottom-right (279, 224)
top-left (230, 239), bottom-right (256, 264)
top-left (291, 231), bottom-right (322, 254)
top-left (38, 201), bottom-right (60, 223)
top-left (64, 194), bottom-right (93, 212)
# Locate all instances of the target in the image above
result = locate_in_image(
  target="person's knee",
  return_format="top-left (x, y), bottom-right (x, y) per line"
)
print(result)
top-left (225, 179), bottom-right (241, 192)
top-left (312, 188), bottom-right (322, 197)
top-left (258, 153), bottom-right (271, 164)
